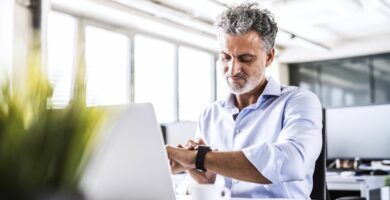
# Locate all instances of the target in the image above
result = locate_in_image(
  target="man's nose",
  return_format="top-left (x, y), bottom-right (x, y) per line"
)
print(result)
top-left (227, 59), bottom-right (241, 75)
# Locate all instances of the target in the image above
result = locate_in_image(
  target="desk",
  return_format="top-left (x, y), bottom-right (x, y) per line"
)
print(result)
top-left (176, 196), bottom-right (293, 200)
top-left (173, 174), bottom-right (295, 200)
top-left (327, 174), bottom-right (387, 200)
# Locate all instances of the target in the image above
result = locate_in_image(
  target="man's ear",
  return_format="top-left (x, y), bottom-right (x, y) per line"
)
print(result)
top-left (266, 48), bottom-right (275, 67)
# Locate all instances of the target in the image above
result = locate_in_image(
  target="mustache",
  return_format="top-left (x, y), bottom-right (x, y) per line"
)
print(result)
top-left (227, 72), bottom-right (248, 79)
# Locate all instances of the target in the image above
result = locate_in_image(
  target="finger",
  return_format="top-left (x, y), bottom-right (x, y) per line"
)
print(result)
top-left (194, 138), bottom-right (201, 144)
top-left (193, 144), bottom-right (209, 150)
top-left (195, 138), bottom-right (206, 145)
top-left (193, 145), bottom-right (201, 150)
top-left (184, 140), bottom-right (196, 150)
top-left (183, 144), bottom-right (192, 150)
top-left (185, 139), bottom-right (195, 145)
top-left (183, 140), bottom-right (191, 148)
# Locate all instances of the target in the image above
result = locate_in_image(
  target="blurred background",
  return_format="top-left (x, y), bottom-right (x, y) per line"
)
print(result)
top-left (1, 0), bottom-right (390, 122)
top-left (1, 0), bottom-right (390, 199)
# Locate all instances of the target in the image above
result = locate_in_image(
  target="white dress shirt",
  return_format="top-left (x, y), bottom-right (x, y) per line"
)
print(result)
top-left (195, 77), bottom-right (322, 199)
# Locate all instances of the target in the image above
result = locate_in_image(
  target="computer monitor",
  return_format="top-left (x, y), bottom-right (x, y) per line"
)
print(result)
top-left (325, 104), bottom-right (390, 160)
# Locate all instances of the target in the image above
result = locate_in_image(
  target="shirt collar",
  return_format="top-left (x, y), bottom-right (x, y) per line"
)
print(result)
top-left (222, 76), bottom-right (281, 109)
top-left (262, 76), bottom-right (281, 97)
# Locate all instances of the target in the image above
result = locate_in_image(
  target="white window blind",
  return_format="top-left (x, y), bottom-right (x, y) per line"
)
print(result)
top-left (47, 11), bottom-right (77, 107)
top-left (216, 60), bottom-right (230, 100)
top-left (178, 46), bottom-right (214, 121)
top-left (85, 26), bottom-right (130, 106)
top-left (134, 35), bottom-right (176, 123)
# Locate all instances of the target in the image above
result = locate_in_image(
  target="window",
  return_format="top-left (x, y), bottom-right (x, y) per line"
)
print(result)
top-left (290, 63), bottom-right (321, 99)
top-left (178, 46), bottom-right (214, 121)
top-left (134, 35), bottom-right (176, 122)
top-left (321, 59), bottom-right (370, 107)
top-left (46, 11), bottom-right (218, 121)
top-left (85, 26), bottom-right (130, 106)
top-left (373, 55), bottom-right (390, 104)
top-left (289, 53), bottom-right (390, 107)
top-left (47, 11), bottom-right (77, 107)
top-left (216, 61), bottom-right (230, 100)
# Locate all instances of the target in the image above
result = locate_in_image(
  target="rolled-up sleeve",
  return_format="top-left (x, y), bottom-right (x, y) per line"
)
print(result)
top-left (242, 90), bottom-right (322, 184)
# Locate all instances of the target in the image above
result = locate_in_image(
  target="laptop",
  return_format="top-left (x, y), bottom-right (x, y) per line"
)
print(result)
top-left (81, 103), bottom-right (185, 200)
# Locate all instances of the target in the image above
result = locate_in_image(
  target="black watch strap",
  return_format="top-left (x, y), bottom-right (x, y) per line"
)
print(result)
top-left (195, 145), bottom-right (211, 172)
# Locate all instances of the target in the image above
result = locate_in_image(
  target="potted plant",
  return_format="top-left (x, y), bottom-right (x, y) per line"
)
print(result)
top-left (0, 48), bottom-right (105, 199)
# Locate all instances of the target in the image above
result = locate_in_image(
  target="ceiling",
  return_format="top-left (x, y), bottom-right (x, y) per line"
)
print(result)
top-left (112, 0), bottom-right (390, 50)
top-left (53, 0), bottom-right (390, 62)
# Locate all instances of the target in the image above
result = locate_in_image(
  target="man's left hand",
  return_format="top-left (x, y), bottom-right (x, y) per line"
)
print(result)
top-left (166, 145), bottom-right (197, 169)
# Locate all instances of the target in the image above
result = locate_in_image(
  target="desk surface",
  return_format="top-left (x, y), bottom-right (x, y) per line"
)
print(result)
top-left (173, 175), bottom-right (295, 199)
top-left (327, 174), bottom-right (388, 183)
top-left (177, 196), bottom-right (293, 200)
top-left (327, 173), bottom-right (387, 191)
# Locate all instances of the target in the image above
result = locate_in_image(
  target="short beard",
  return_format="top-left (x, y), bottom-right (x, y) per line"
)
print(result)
top-left (226, 71), bottom-right (263, 95)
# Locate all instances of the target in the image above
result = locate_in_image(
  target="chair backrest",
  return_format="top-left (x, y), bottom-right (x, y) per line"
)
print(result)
top-left (310, 111), bottom-right (329, 200)
top-left (160, 121), bottom-right (197, 145)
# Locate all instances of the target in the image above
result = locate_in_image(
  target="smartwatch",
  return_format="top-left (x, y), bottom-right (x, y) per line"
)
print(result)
top-left (195, 145), bottom-right (211, 172)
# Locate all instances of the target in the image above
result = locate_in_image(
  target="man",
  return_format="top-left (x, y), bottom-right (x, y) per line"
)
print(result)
top-left (166, 2), bottom-right (322, 199)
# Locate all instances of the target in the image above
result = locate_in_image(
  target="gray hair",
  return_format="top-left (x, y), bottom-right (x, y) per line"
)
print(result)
top-left (215, 2), bottom-right (278, 52)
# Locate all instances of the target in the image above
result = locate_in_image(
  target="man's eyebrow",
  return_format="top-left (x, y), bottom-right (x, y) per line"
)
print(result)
top-left (219, 52), bottom-right (255, 56)
top-left (239, 54), bottom-right (255, 57)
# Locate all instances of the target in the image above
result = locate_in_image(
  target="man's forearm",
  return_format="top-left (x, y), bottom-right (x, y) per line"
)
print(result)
top-left (166, 145), bottom-right (271, 184)
top-left (204, 151), bottom-right (271, 184)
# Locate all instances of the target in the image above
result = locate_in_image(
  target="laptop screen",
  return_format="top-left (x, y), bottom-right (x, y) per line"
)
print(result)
top-left (81, 103), bottom-right (176, 200)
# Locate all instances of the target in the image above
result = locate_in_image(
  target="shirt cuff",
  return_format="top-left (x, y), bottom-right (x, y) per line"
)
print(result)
top-left (242, 142), bottom-right (285, 184)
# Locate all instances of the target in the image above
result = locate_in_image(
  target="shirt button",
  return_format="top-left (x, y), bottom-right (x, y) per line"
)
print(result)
top-left (235, 130), bottom-right (240, 134)
top-left (233, 179), bottom-right (239, 184)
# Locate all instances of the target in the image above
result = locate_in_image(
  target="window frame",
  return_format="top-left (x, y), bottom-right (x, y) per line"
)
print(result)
top-left (47, 8), bottom-right (218, 122)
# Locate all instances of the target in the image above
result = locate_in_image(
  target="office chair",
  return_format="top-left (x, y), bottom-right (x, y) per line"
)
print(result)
top-left (160, 121), bottom-right (197, 145)
top-left (310, 124), bottom-right (330, 200)
top-left (315, 110), bottom-right (364, 200)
